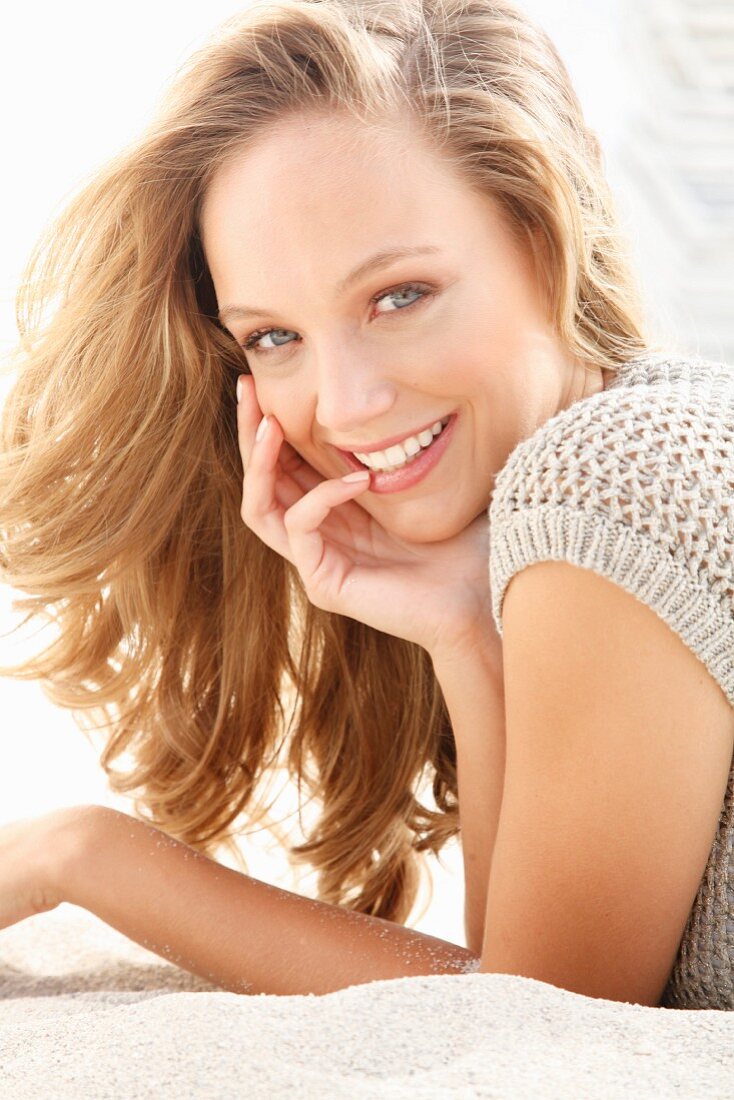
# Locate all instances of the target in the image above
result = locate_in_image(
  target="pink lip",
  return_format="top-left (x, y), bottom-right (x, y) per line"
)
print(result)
top-left (328, 414), bottom-right (451, 457)
top-left (336, 412), bottom-right (458, 495)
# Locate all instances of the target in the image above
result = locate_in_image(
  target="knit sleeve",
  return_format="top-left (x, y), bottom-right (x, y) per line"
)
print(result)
top-left (487, 381), bottom-right (734, 707)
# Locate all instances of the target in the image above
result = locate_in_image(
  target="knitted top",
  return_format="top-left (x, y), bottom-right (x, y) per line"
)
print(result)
top-left (487, 350), bottom-right (734, 1011)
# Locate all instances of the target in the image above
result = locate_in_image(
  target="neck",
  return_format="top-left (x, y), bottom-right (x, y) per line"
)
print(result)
top-left (557, 357), bottom-right (605, 417)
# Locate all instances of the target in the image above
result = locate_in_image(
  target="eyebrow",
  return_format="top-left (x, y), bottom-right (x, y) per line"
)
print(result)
top-left (216, 244), bottom-right (445, 326)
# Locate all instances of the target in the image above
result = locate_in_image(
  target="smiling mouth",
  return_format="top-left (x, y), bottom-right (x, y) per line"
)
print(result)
top-left (347, 416), bottom-right (451, 473)
top-left (334, 411), bottom-right (458, 494)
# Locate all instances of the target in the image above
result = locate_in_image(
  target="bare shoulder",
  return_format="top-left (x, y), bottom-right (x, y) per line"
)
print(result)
top-left (478, 560), bottom-right (734, 1006)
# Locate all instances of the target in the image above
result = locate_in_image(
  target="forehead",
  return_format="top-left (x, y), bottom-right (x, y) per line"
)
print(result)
top-left (199, 114), bottom-right (476, 256)
top-left (196, 113), bottom-right (536, 315)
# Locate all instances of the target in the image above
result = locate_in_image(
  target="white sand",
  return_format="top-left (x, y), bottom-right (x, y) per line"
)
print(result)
top-left (1, 904), bottom-right (733, 1098)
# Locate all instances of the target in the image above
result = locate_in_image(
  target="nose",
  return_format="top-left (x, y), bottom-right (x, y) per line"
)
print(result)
top-left (313, 350), bottom-right (398, 438)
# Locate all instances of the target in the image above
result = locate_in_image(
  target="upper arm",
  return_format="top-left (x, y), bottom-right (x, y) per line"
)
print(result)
top-left (477, 560), bottom-right (734, 1006)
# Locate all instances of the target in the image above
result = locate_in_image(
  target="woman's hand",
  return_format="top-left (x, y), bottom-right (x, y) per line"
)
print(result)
top-left (236, 374), bottom-right (501, 666)
top-left (0, 807), bottom-right (86, 932)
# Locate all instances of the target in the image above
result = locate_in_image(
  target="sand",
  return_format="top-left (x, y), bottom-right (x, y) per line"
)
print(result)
top-left (1, 903), bottom-right (733, 1099)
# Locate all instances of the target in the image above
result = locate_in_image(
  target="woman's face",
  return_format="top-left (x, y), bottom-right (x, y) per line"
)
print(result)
top-left (200, 112), bottom-right (603, 543)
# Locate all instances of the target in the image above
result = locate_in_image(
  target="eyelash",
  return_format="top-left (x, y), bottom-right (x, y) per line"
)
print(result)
top-left (239, 281), bottom-right (435, 357)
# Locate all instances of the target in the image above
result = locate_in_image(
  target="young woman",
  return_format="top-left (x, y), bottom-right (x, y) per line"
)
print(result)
top-left (1, 0), bottom-right (733, 1010)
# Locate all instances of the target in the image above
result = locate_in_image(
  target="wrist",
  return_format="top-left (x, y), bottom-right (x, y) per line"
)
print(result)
top-left (430, 620), bottom-right (503, 682)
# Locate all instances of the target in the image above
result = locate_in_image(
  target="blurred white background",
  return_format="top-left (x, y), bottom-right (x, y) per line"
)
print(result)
top-left (1, 0), bottom-right (732, 946)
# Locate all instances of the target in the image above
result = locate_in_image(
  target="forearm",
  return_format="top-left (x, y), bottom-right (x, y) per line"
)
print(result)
top-left (60, 807), bottom-right (479, 996)
top-left (431, 636), bottom-right (506, 956)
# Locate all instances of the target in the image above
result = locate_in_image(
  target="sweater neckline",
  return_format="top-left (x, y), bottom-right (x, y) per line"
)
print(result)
top-left (603, 350), bottom-right (675, 391)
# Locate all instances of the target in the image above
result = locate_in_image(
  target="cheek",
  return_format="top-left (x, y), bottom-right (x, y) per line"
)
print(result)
top-left (254, 382), bottom-right (310, 444)
top-left (251, 374), bottom-right (270, 409)
top-left (252, 376), bottom-right (286, 417)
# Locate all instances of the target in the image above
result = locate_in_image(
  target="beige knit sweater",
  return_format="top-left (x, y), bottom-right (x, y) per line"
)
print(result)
top-left (487, 350), bottom-right (734, 1010)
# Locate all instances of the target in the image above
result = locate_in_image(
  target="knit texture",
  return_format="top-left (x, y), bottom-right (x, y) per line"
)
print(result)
top-left (487, 350), bottom-right (734, 1010)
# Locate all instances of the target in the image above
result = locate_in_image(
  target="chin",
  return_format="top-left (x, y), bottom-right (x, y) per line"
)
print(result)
top-left (381, 510), bottom-right (464, 544)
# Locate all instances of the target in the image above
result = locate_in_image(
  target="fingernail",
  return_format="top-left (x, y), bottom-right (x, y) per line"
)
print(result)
top-left (255, 414), bottom-right (269, 443)
top-left (236, 376), bottom-right (244, 404)
top-left (342, 470), bottom-right (370, 482)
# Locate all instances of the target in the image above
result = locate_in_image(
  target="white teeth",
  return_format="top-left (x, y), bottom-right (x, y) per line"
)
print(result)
top-left (353, 418), bottom-right (448, 472)
top-left (385, 443), bottom-right (407, 465)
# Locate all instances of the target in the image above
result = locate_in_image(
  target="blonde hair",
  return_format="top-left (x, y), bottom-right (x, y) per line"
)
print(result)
top-left (0, 0), bottom-right (653, 925)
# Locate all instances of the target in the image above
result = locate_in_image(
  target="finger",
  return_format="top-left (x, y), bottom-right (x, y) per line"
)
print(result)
top-left (235, 374), bottom-right (322, 498)
top-left (277, 440), bottom-right (325, 497)
top-left (283, 469), bottom-right (371, 583)
top-left (240, 412), bottom-right (297, 564)
top-left (236, 374), bottom-right (264, 471)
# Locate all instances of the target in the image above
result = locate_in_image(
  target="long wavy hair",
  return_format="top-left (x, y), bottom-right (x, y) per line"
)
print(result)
top-left (0, 0), bottom-right (653, 925)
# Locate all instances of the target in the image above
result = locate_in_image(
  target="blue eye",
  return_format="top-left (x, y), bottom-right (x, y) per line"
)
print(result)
top-left (240, 281), bottom-right (434, 357)
top-left (242, 327), bottom-right (296, 354)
